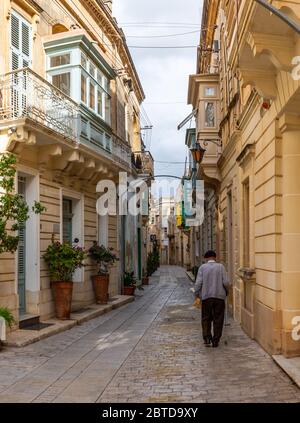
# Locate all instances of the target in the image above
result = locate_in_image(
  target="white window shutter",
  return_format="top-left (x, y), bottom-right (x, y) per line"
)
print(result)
top-left (10, 10), bottom-right (32, 71)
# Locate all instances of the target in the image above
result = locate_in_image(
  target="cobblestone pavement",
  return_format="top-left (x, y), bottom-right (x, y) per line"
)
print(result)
top-left (0, 266), bottom-right (299, 403)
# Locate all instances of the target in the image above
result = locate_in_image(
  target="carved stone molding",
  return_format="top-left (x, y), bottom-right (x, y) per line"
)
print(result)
top-left (239, 68), bottom-right (277, 99)
top-left (236, 143), bottom-right (255, 168)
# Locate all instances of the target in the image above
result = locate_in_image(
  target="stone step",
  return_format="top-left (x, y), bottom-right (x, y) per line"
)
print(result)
top-left (19, 314), bottom-right (40, 329)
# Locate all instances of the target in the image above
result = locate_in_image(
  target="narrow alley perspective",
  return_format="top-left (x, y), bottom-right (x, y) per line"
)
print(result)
top-left (0, 267), bottom-right (299, 404)
top-left (1, 0), bottom-right (300, 414)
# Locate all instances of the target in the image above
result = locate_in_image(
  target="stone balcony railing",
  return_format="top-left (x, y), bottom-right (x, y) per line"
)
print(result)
top-left (0, 68), bottom-right (132, 170)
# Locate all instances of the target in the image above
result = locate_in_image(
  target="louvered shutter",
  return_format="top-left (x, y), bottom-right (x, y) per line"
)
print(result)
top-left (18, 177), bottom-right (26, 314)
top-left (10, 10), bottom-right (32, 71)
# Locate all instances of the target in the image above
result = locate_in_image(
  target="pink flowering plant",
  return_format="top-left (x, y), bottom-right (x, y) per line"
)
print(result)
top-left (43, 241), bottom-right (87, 282)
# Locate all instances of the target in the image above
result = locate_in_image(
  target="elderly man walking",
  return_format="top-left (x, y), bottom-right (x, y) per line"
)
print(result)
top-left (194, 250), bottom-right (230, 348)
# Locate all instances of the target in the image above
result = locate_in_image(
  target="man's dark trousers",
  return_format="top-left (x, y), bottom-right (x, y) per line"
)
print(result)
top-left (202, 298), bottom-right (225, 344)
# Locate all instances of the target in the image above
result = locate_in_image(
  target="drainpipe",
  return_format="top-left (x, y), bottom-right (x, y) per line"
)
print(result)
top-left (254, 0), bottom-right (300, 34)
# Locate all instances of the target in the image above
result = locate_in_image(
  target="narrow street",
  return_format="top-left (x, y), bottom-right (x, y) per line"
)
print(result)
top-left (0, 267), bottom-right (299, 404)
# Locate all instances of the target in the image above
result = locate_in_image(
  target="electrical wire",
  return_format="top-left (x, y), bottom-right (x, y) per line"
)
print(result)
top-left (125, 30), bottom-right (200, 38)
top-left (127, 45), bottom-right (199, 49)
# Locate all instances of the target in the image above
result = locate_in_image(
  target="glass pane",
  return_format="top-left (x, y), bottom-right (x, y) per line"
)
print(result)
top-left (89, 82), bottom-right (95, 109)
top-left (97, 69), bottom-right (103, 85)
top-left (90, 62), bottom-right (96, 78)
top-left (52, 73), bottom-right (71, 96)
top-left (50, 54), bottom-right (70, 67)
top-left (205, 87), bottom-right (215, 96)
top-left (105, 94), bottom-right (111, 122)
top-left (81, 73), bottom-right (87, 103)
top-left (103, 77), bottom-right (109, 93)
top-left (81, 53), bottom-right (87, 69)
top-left (204, 102), bottom-right (215, 127)
top-left (97, 88), bottom-right (103, 116)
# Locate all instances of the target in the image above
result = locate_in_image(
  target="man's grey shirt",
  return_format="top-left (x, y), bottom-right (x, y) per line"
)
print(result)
top-left (194, 261), bottom-right (230, 301)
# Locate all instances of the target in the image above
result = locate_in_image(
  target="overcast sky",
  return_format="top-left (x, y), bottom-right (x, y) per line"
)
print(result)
top-left (113, 0), bottom-right (203, 190)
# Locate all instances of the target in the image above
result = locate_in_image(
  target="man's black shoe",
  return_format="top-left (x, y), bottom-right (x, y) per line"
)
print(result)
top-left (212, 341), bottom-right (219, 348)
top-left (203, 336), bottom-right (212, 347)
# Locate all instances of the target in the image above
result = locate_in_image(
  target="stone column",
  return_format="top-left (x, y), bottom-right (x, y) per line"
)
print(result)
top-left (279, 114), bottom-right (300, 357)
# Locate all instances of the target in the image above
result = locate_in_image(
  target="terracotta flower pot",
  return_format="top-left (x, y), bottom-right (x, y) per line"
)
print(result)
top-left (92, 274), bottom-right (109, 304)
top-left (142, 277), bottom-right (149, 286)
top-left (123, 286), bottom-right (136, 296)
top-left (52, 281), bottom-right (73, 320)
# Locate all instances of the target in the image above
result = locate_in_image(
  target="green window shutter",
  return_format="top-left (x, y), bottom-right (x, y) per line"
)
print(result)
top-left (18, 176), bottom-right (26, 314)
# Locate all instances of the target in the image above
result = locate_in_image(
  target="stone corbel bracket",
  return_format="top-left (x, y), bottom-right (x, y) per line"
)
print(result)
top-left (247, 32), bottom-right (295, 72)
top-left (238, 267), bottom-right (256, 281)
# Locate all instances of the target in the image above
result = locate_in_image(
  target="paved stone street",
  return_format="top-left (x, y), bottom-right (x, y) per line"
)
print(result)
top-left (0, 266), bottom-right (299, 403)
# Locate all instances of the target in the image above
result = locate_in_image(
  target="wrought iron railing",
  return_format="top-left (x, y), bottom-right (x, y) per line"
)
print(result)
top-left (133, 151), bottom-right (154, 176)
top-left (0, 68), bottom-right (79, 141)
top-left (0, 68), bottom-right (133, 170)
top-left (112, 135), bottom-right (132, 169)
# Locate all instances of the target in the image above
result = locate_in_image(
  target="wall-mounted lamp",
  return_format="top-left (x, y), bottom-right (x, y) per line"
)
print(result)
top-left (190, 143), bottom-right (206, 164)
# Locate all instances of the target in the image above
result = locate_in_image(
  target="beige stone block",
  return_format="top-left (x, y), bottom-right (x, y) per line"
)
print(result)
top-left (281, 329), bottom-right (300, 358)
top-left (282, 234), bottom-right (300, 271)
top-left (255, 123), bottom-right (277, 157)
top-left (255, 157), bottom-right (282, 184)
top-left (255, 196), bottom-right (281, 222)
top-left (255, 253), bottom-right (281, 272)
top-left (254, 300), bottom-right (282, 355)
top-left (282, 156), bottom-right (300, 193)
top-left (282, 196), bottom-right (300, 232)
top-left (256, 269), bottom-right (281, 291)
top-left (0, 281), bottom-right (15, 296)
top-left (255, 234), bottom-right (281, 253)
top-left (40, 301), bottom-right (55, 320)
top-left (0, 273), bottom-right (15, 282)
top-left (40, 288), bottom-right (53, 304)
top-left (281, 309), bottom-right (300, 330)
top-left (40, 185), bottom-right (60, 199)
top-left (255, 142), bottom-right (277, 174)
top-left (255, 285), bottom-right (280, 310)
top-left (0, 260), bottom-right (15, 274)
top-left (281, 273), bottom-right (300, 309)
top-left (0, 294), bottom-right (18, 311)
top-left (255, 215), bottom-right (281, 237)
top-left (255, 177), bottom-right (282, 205)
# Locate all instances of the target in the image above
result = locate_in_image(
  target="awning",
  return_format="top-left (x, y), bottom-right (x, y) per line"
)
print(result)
top-left (177, 109), bottom-right (197, 131)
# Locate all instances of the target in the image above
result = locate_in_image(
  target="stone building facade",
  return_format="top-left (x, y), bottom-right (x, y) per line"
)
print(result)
top-left (188, 0), bottom-right (300, 357)
top-left (0, 0), bottom-right (153, 326)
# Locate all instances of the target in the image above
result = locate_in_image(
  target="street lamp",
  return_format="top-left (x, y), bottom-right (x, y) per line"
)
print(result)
top-left (190, 143), bottom-right (206, 164)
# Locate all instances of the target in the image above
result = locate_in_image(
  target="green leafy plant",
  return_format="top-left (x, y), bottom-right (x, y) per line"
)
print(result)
top-left (0, 153), bottom-right (46, 254)
top-left (147, 245), bottom-right (160, 276)
top-left (43, 241), bottom-right (86, 282)
top-left (89, 242), bottom-right (119, 275)
top-left (123, 271), bottom-right (144, 290)
top-left (0, 307), bottom-right (15, 328)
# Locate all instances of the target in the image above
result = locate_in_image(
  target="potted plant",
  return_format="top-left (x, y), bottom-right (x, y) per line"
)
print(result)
top-left (43, 241), bottom-right (86, 320)
top-left (142, 268), bottom-right (149, 286)
top-left (123, 272), bottom-right (144, 295)
top-left (0, 307), bottom-right (15, 351)
top-left (123, 271), bottom-right (137, 296)
top-left (89, 242), bottom-right (118, 304)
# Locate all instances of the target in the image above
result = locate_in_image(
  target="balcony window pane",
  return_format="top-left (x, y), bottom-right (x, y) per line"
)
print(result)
top-left (52, 72), bottom-right (71, 96)
top-left (97, 69), bottom-right (103, 85)
top-left (205, 87), bottom-right (215, 96)
top-left (105, 94), bottom-right (111, 123)
top-left (81, 72), bottom-right (87, 104)
top-left (50, 54), bottom-right (70, 68)
top-left (97, 88), bottom-right (103, 116)
top-left (90, 62), bottom-right (96, 78)
top-left (81, 53), bottom-right (87, 70)
top-left (204, 102), bottom-right (215, 127)
top-left (89, 82), bottom-right (95, 110)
